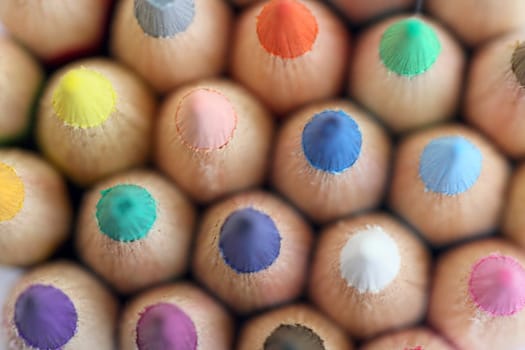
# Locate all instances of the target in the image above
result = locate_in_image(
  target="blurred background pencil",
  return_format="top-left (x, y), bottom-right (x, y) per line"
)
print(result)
top-left (156, 79), bottom-right (274, 203)
top-left (231, 0), bottom-right (350, 115)
top-left (329, 0), bottom-right (415, 23)
top-left (350, 15), bottom-right (465, 132)
top-left (76, 169), bottom-right (195, 294)
top-left (37, 58), bottom-right (156, 186)
top-left (504, 163), bottom-right (525, 249)
top-left (426, 0), bottom-right (525, 47)
top-left (2, 261), bottom-right (117, 350)
top-left (0, 37), bottom-right (43, 144)
top-left (309, 212), bottom-right (430, 339)
top-left (0, 0), bottom-right (112, 64)
top-left (465, 30), bottom-right (525, 158)
top-left (237, 304), bottom-right (353, 350)
top-left (120, 282), bottom-right (233, 350)
top-left (389, 124), bottom-right (509, 246)
top-left (272, 100), bottom-right (391, 223)
top-left (193, 190), bottom-right (313, 314)
top-left (428, 239), bottom-right (525, 349)
top-left (0, 149), bottom-right (71, 266)
top-left (0, 265), bottom-right (23, 345)
top-left (361, 327), bottom-right (453, 350)
top-left (111, 0), bottom-right (232, 93)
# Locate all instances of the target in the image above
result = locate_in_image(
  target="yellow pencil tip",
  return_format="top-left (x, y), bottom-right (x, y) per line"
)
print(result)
top-left (0, 162), bottom-right (25, 222)
top-left (52, 67), bottom-right (116, 128)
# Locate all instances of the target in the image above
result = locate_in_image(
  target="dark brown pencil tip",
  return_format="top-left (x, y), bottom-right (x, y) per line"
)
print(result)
top-left (511, 41), bottom-right (525, 87)
top-left (264, 324), bottom-right (325, 350)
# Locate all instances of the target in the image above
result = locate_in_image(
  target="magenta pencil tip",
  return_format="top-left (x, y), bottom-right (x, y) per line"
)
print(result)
top-left (136, 302), bottom-right (197, 350)
top-left (469, 254), bottom-right (525, 316)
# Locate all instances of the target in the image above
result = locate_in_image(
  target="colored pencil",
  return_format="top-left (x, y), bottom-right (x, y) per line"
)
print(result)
top-left (111, 0), bottom-right (232, 93)
top-left (76, 169), bottom-right (196, 294)
top-left (389, 124), bottom-right (509, 246)
top-left (156, 79), bottom-right (274, 203)
top-left (0, 149), bottom-right (71, 266)
top-left (330, 0), bottom-right (415, 23)
top-left (0, 265), bottom-right (23, 345)
top-left (426, 0), bottom-right (525, 46)
top-left (36, 58), bottom-right (156, 186)
top-left (193, 190), bottom-right (313, 314)
top-left (309, 212), bottom-right (430, 339)
top-left (0, 37), bottom-right (43, 144)
top-left (428, 239), bottom-right (525, 349)
top-left (0, 0), bottom-right (111, 63)
top-left (119, 282), bottom-right (233, 350)
top-left (272, 100), bottom-right (391, 223)
top-left (361, 327), bottom-right (453, 350)
top-left (237, 304), bottom-right (353, 350)
top-left (504, 163), bottom-right (525, 248)
top-left (350, 15), bottom-right (465, 132)
top-left (2, 261), bottom-right (117, 350)
top-left (231, 0), bottom-right (351, 115)
top-left (465, 30), bottom-right (525, 158)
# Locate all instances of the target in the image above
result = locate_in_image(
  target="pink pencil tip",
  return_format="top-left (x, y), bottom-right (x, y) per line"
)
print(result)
top-left (468, 254), bottom-right (525, 316)
top-left (176, 88), bottom-right (237, 151)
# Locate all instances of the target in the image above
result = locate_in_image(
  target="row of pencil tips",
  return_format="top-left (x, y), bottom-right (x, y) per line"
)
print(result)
top-left (2, 212), bottom-right (525, 348)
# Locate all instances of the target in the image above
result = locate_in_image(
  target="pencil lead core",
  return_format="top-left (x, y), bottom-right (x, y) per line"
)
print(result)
top-left (219, 208), bottom-right (281, 273)
top-left (511, 42), bottom-right (525, 87)
top-left (264, 324), bottom-right (325, 350)
top-left (136, 303), bottom-right (197, 350)
top-left (469, 254), bottom-right (525, 316)
top-left (96, 184), bottom-right (157, 242)
top-left (0, 162), bottom-right (24, 222)
top-left (379, 17), bottom-right (441, 77)
top-left (419, 135), bottom-right (482, 195)
top-left (256, 0), bottom-right (318, 59)
top-left (176, 88), bottom-right (237, 151)
top-left (134, 0), bottom-right (195, 38)
top-left (339, 226), bottom-right (401, 294)
top-left (14, 284), bottom-right (78, 350)
top-left (52, 67), bottom-right (116, 128)
top-left (302, 110), bottom-right (362, 174)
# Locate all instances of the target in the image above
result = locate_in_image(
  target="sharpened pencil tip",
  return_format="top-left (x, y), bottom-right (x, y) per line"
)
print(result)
top-left (134, 0), bottom-right (195, 38)
top-left (256, 0), bottom-right (318, 59)
top-left (469, 254), bottom-right (525, 316)
top-left (379, 18), bottom-right (441, 77)
top-left (52, 67), bottom-right (116, 128)
top-left (14, 284), bottom-right (78, 350)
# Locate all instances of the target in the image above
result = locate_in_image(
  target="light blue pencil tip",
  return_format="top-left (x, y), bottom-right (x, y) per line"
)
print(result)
top-left (134, 0), bottom-right (195, 38)
top-left (419, 135), bottom-right (482, 195)
top-left (301, 110), bottom-right (362, 174)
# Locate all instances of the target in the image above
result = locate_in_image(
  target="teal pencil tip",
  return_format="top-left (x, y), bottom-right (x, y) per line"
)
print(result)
top-left (379, 18), bottom-right (441, 77)
top-left (96, 184), bottom-right (157, 242)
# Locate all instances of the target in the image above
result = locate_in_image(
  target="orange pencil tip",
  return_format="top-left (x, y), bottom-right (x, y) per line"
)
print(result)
top-left (256, 0), bottom-right (318, 59)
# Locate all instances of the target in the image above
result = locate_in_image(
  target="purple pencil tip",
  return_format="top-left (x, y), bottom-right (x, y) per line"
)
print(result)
top-left (14, 284), bottom-right (78, 350)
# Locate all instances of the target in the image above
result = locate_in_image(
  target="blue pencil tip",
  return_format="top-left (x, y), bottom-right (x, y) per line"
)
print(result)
top-left (219, 208), bottom-right (281, 274)
top-left (419, 135), bottom-right (482, 195)
top-left (301, 110), bottom-right (362, 174)
top-left (134, 0), bottom-right (195, 38)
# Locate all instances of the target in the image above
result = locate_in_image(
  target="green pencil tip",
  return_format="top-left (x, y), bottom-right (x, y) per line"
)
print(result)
top-left (96, 184), bottom-right (157, 242)
top-left (379, 18), bottom-right (441, 77)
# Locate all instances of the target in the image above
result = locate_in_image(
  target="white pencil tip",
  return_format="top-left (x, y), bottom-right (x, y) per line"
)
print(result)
top-left (339, 225), bottom-right (401, 294)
